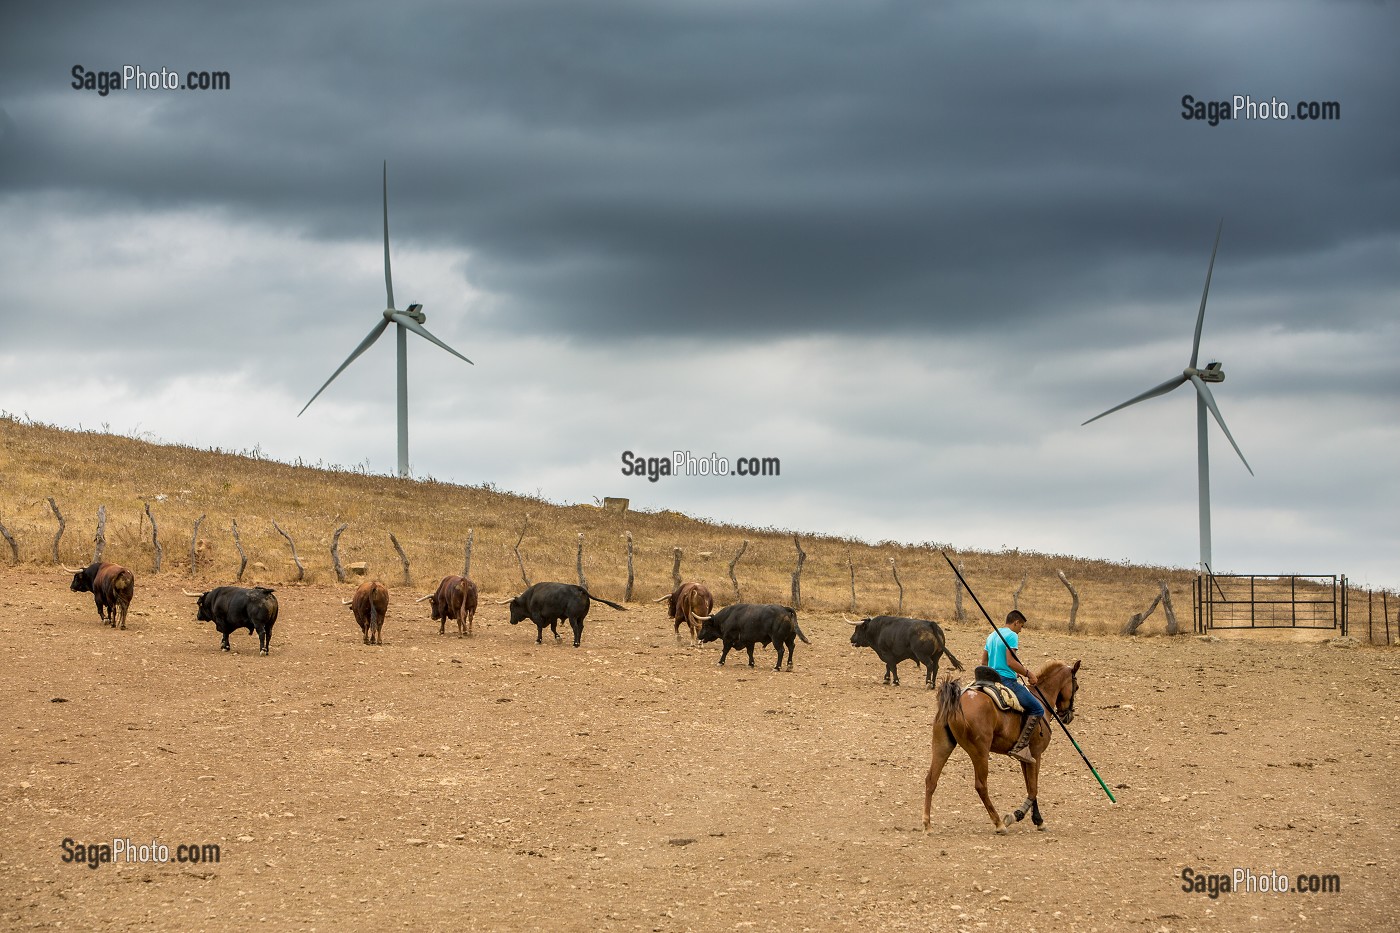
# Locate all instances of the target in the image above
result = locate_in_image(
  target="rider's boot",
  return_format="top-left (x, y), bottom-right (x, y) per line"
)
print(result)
top-left (1007, 714), bottom-right (1041, 764)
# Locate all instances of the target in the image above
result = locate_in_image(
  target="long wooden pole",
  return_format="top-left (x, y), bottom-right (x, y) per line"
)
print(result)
top-left (941, 551), bottom-right (1116, 804)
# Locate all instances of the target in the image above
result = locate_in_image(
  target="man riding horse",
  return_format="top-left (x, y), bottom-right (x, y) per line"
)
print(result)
top-left (981, 609), bottom-right (1044, 764)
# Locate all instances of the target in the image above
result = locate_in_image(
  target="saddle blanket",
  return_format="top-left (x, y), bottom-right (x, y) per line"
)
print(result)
top-left (964, 681), bottom-right (1024, 714)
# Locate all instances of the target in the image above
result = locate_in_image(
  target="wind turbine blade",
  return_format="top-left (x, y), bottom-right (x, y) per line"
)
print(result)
top-left (1081, 373), bottom-right (1189, 426)
top-left (1189, 374), bottom-right (1253, 475)
top-left (297, 318), bottom-right (391, 416)
top-left (1190, 219), bottom-right (1223, 368)
top-left (383, 161), bottom-right (395, 310)
top-left (392, 313), bottom-right (474, 365)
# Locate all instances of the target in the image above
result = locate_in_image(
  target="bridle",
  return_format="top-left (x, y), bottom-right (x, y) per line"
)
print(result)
top-left (1057, 666), bottom-right (1079, 724)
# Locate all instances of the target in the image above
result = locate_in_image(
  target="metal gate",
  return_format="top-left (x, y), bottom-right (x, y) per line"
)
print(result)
top-left (1193, 574), bottom-right (1347, 634)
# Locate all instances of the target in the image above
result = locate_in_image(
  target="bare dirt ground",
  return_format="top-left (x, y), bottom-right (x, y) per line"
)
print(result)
top-left (3, 567), bottom-right (1396, 932)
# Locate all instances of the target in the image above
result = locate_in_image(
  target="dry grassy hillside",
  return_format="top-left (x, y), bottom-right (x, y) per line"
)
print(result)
top-left (2, 414), bottom-right (1209, 633)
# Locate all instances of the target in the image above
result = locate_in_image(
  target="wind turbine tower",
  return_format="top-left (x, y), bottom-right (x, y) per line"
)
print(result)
top-left (1082, 221), bottom-right (1253, 571)
top-left (299, 162), bottom-right (473, 477)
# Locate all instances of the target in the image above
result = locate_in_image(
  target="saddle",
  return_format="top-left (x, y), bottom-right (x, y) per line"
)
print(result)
top-left (965, 666), bottom-right (1024, 714)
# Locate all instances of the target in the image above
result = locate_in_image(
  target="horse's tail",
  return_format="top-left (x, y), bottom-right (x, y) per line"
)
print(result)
top-left (935, 676), bottom-right (964, 737)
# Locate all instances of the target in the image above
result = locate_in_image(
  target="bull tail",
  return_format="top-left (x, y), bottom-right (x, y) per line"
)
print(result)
top-left (261, 591), bottom-right (280, 625)
top-left (795, 623), bottom-right (811, 645)
top-left (583, 590), bottom-right (627, 612)
top-left (934, 676), bottom-right (965, 736)
top-left (943, 645), bottom-right (964, 671)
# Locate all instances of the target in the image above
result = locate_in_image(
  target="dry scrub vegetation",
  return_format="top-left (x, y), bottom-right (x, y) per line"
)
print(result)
top-left (0, 416), bottom-right (1203, 634)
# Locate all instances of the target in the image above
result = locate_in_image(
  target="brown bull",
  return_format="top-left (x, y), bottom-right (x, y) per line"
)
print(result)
top-left (660, 582), bottom-right (714, 643)
top-left (418, 574), bottom-right (479, 637)
top-left (344, 580), bottom-right (389, 645)
top-left (66, 561), bottom-right (135, 630)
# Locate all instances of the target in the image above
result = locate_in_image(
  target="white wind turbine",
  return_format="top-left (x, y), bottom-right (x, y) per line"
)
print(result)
top-left (298, 161), bottom-right (473, 478)
top-left (1082, 221), bottom-right (1253, 571)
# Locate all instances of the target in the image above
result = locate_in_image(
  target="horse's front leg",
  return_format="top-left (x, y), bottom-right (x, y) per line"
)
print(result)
top-left (1005, 753), bottom-right (1045, 830)
top-left (1026, 753), bottom-right (1046, 830)
top-left (923, 725), bottom-right (957, 831)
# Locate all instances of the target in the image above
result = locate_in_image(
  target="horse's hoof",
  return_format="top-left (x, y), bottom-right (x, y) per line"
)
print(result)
top-left (1036, 823), bottom-right (1047, 832)
top-left (994, 825), bottom-right (1008, 835)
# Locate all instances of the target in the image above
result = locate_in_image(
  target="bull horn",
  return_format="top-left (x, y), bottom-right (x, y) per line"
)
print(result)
top-left (843, 616), bottom-right (862, 626)
top-left (60, 563), bottom-right (81, 573)
top-left (493, 597), bottom-right (513, 605)
top-left (692, 613), bottom-right (714, 622)
top-left (181, 589), bottom-right (203, 598)
top-left (341, 599), bottom-right (353, 606)
top-left (414, 593), bottom-right (435, 603)
top-left (651, 594), bottom-right (672, 603)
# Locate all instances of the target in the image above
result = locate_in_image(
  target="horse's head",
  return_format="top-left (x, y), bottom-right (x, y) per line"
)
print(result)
top-left (1048, 659), bottom-right (1081, 724)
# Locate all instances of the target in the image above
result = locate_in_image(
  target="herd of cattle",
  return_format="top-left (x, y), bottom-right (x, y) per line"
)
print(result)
top-left (63, 560), bottom-right (966, 683)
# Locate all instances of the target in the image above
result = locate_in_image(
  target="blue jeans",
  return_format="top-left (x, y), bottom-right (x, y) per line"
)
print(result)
top-left (1000, 674), bottom-right (1044, 716)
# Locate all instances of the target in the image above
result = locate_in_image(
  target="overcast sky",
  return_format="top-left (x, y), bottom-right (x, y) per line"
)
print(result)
top-left (2, 1), bottom-right (1397, 590)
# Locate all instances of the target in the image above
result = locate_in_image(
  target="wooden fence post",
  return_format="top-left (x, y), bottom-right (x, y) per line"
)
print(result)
top-left (272, 521), bottom-right (304, 582)
top-left (848, 551), bottom-right (857, 613)
top-left (790, 535), bottom-right (805, 609)
top-left (331, 523), bottom-right (349, 583)
top-left (189, 513), bottom-right (205, 577)
top-left (625, 532), bottom-right (634, 603)
top-left (0, 516), bottom-right (18, 562)
top-left (890, 557), bottom-right (904, 615)
top-left (576, 533), bottom-right (588, 590)
top-left (954, 560), bottom-right (967, 623)
top-left (1057, 570), bottom-right (1080, 633)
top-left (463, 528), bottom-right (474, 579)
top-left (1012, 573), bottom-right (1027, 611)
top-left (93, 506), bottom-right (106, 563)
top-left (672, 548), bottom-right (683, 591)
top-left (1160, 582), bottom-right (1180, 635)
top-left (389, 533), bottom-right (410, 587)
top-left (144, 502), bottom-right (162, 572)
top-left (1122, 591), bottom-right (1163, 635)
top-left (231, 519), bottom-right (248, 582)
top-left (728, 540), bottom-right (747, 601)
top-left (514, 515), bottom-right (531, 587)
top-left (48, 497), bottom-right (64, 564)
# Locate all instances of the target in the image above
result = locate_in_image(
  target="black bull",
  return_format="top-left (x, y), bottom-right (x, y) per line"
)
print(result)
top-left (697, 603), bottom-right (810, 671)
top-left (847, 615), bottom-right (963, 687)
top-left (189, 586), bottom-right (279, 655)
top-left (507, 582), bottom-right (626, 647)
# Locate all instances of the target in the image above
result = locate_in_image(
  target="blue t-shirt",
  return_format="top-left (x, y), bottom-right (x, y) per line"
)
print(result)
top-left (985, 627), bottom-right (1019, 678)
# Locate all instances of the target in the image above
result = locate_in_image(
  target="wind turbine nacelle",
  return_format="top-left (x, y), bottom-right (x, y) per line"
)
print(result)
top-left (405, 303), bottom-right (426, 323)
top-left (1189, 362), bottom-right (1225, 383)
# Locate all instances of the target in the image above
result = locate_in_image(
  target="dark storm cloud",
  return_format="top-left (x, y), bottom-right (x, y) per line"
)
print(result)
top-left (3, 1), bottom-right (1398, 341)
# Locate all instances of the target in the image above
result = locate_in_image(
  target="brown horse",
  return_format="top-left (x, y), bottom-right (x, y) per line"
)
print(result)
top-left (923, 659), bottom-right (1081, 833)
